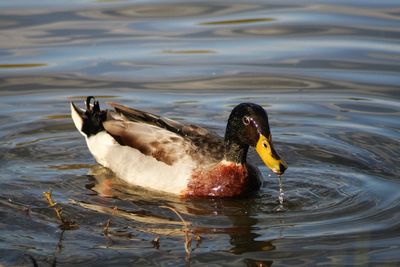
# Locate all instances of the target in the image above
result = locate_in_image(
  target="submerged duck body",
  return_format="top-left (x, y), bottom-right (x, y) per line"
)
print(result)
top-left (71, 96), bottom-right (287, 197)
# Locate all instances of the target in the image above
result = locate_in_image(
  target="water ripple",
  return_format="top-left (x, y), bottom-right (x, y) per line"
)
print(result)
top-left (1, 0), bottom-right (400, 266)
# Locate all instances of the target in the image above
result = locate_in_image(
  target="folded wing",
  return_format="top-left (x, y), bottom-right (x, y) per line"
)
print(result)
top-left (104, 102), bottom-right (224, 166)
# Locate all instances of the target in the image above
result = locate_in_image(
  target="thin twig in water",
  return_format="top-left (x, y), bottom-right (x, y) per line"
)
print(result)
top-left (43, 191), bottom-right (79, 267)
top-left (43, 191), bottom-right (63, 222)
top-left (43, 191), bottom-right (79, 230)
top-left (103, 218), bottom-right (115, 247)
top-left (102, 206), bottom-right (119, 246)
top-left (57, 230), bottom-right (65, 253)
top-left (103, 218), bottom-right (111, 235)
top-left (52, 225), bottom-right (66, 266)
top-left (160, 205), bottom-right (200, 263)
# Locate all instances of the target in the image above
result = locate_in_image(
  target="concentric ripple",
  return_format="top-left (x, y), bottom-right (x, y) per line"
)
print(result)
top-left (1, 88), bottom-right (400, 266)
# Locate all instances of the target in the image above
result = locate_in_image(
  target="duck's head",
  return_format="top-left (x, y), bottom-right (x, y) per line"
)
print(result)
top-left (224, 103), bottom-right (288, 175)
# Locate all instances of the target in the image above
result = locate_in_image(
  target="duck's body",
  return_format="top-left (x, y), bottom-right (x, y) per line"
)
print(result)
top-left (71, 97), bottom-right (287, 197)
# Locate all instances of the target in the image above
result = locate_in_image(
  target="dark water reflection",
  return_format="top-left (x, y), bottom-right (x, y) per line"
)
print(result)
top-left (1, 0), bottom-right (400, 266)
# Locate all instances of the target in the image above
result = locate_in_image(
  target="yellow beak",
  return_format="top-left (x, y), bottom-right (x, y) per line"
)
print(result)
top-left (255, 134), bottom-right (288, 175)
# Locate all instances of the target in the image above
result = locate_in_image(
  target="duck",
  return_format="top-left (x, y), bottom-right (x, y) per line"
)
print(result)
top-left (70, 96), bottom-right (287, 197)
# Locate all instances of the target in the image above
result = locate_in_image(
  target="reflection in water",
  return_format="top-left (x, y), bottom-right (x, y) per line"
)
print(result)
top-left (89, 166), bottom-right (278, 257)
top-left (162, 49), bottom-right (216, 54)
top-left (0, 63), bottom-right (47, 68)
top-left (200, 18), bottom-right (274, 25)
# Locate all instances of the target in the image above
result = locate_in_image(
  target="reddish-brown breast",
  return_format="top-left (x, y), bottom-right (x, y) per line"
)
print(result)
top-left (182, 162), bottom-right (261, 198)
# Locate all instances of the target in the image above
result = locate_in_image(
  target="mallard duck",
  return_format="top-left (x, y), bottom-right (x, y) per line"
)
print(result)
top-left (71, 96), bottom-right (287, 197)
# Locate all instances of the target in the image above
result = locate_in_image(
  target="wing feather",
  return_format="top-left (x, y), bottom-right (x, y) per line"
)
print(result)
top-left (104, 120), bottom-right (190, 165)
top-left (105, 102), bottom-right (225, 165)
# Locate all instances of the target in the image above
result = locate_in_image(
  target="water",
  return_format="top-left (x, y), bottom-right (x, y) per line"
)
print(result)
top-left (274, 175), bottom-right (285, 212)
top-left (1, 0), bottom-right (400, 266)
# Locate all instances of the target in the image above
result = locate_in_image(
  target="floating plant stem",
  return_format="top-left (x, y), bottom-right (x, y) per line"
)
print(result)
top-left (102, 207), bottom-right (116, 238)
top-left (160, 205), bottom-right (200, 263)
top-left (103, 218), bottom-right (114, 247)
top-left (43, 191), bottom-right (79, 230)
top-left (43, 191), bottom-right (63, 222)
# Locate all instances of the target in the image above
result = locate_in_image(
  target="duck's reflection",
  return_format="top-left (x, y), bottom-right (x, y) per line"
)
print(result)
top-left (86, 165), bottom-right (277, 265)
top-left (184, 198), bottom-right (276, 255)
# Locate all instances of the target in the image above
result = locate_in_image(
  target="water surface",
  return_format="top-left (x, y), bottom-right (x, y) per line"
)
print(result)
top-left (1, 1), bottom-right (400, 266)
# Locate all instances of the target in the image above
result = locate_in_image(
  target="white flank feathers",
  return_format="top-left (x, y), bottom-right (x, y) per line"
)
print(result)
top-left (85, 132), bottom-right (195, 194)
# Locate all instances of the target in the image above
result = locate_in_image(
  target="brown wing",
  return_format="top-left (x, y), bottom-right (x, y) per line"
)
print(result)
top-left (105, 102), bottom-right (225, 165)
top-left (103, 119), bottom-right (193, 165)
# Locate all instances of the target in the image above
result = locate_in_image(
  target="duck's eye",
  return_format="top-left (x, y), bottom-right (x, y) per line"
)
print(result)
top-left (243, 116), bottom-right (250, 125)
top-left (262, 141), bottom-right (268, 148)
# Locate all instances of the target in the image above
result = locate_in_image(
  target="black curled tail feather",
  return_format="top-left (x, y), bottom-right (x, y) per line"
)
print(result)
top-left (81, 96), bottom-right (107, 136)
